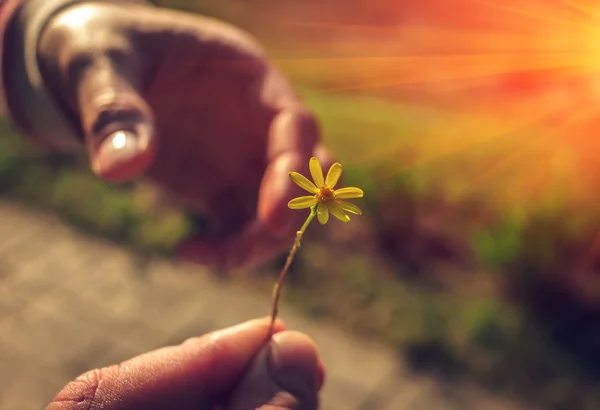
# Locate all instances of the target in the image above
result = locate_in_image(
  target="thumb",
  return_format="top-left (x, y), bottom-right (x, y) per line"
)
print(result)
top-left (225, 331), bottom-right (324, 410)
top-left (76, 51), bottom-right (157, 182)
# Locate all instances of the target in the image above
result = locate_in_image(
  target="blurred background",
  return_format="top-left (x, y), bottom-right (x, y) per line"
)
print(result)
top-left (3, 0), bottom-right (600, 409)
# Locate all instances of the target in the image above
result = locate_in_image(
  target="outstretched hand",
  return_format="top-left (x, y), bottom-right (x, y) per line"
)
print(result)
top-left (35, 2), bottom-right (334, 271)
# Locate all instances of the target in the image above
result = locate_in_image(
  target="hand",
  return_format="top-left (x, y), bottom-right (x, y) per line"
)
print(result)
top-left (46, 318), bottom-right (324, 410)
top-left (34, 2), bottom-right (334, 270)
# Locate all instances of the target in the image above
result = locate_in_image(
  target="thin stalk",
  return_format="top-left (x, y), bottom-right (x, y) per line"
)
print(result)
top-left (268, 204), bottom-right (318, 337)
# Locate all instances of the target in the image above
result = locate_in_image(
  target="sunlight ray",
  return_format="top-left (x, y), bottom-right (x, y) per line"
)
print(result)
top-left (472, 0), bottom-right (598, 28)
top-left (265, 0), bottom-right (600, 218)
top-left (560, 0), bottom-right (600, 19)
top-left (282, 23), bottom-right (592, 54)
top-left (460, 135), bottom-right (545, 193)
top-left (275, 52), bottom-right (600, 94)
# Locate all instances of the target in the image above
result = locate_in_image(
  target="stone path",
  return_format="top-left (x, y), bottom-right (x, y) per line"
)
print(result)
top-left (0, 198), bottom-right (536, 410)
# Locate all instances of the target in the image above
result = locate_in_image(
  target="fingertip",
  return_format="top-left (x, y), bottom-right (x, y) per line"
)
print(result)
top-left (317, 358), bottom-right (326, 391)
top-left (78, 67), bottom-right (158, 182)
top-left (312, 143), bottom-right (335, 171)
top-left (269, 331), bottom-right (324, 392)
top-left (91, 129), bottom-right (156, 182)
top-left (270, 331), bottom-right (319, 366)
top-left (258, 152), bottom-right (306, 237)
top-left (225, 329), bottom-right (322, 410)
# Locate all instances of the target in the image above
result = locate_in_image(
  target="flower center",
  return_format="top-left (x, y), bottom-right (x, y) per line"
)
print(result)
top-left (316, 187), bottom-right (335, 203)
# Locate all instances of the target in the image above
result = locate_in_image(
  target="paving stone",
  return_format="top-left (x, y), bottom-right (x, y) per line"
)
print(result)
top-left (444, 382), bottom-right (541, 410)
top-left (0, 356), bottom-right (67, 410)
top-left (0, 223), bottom-right (41, 255)
top-left (32, 286), bottom-right (171, 354)
top-left (60, 253), bottom-right (151, 318)
top-left (0, 300), bottom-right (100, 368)
top-left (122, 262), bottom-right (221, 332)
top-left (319, 377), bottom-right (382, 410)
top-left (63, 338), bottom-right (117, 376)
top-left (91, 344), bottom-right (140, 370)
top-left (0, 282), bottom-right (24, 324)
top-left (188, 281), bottom-right (272, 328)
top-left (1, 236), bottom-right (94, 301)
top-left (378, 378), bottom-right (421, 410)
top-left (4, 259), bottom-right (63, 302)
top-left (380, 377), bottom-right (541, 410)
top-left (160, 315), bottom-right (217, 347)
top-left (283, 313), bottom-right (401, 399)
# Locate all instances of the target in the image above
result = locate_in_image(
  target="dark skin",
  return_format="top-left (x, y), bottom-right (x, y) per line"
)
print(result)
top-left (36, 2), bottom-right (334, 271)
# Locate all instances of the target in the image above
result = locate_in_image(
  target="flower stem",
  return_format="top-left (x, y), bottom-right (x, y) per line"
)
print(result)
top-left (268, 204), bottom-right (318, 337)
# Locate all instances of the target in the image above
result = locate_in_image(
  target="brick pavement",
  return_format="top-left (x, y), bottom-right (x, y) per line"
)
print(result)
top-left (0, 198), bottom-right (536, 410)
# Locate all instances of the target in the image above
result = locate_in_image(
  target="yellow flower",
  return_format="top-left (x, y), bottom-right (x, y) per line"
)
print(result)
top-left (288, 157), bottom-right (364, 224)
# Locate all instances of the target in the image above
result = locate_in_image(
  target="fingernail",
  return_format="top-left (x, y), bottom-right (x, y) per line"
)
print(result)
top-left (96, 130), bottom-right (140, 168)
top-left (92, 129), bottom-right (154, 181)
top-left (268, 332), bottom-right (322, 400)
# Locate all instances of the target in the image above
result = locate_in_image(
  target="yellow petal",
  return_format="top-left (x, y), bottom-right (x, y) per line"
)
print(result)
top-left (329, 201), bottom-right (350, 223)
top-left (339, 200), bottom-right (362, 215)
top-left (317, 202), bottom-right (329, 224)
top-left (325, 163), bottom-right (343, 188)
top-left (288, 196), bottom-right (318, 210)
top-left (289, 172), bottom-right (318, 194)
top-left (309, 157), bottom-right (325, 187)
top-left (334, 187), bottom-right (364, 199)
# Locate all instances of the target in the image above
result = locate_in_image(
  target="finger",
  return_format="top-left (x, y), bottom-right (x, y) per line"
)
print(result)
top-left (260, 107), bottom-right (320, 236)
top-left (312, 142), bottom-right (336, 175)
top-left (74, 42), bottom-right (157, 182)
top-left (176, 109), bottom-right (333, 271)
top-left (46, 318), bottom-right (285, 410)
top-left (225, 331), bottom-right (324, 410)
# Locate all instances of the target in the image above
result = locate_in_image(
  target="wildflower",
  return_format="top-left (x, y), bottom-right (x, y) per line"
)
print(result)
top-left (268, 156), bottom-right (365, 337)
top-left (288, 157), bottom-right (364, 224)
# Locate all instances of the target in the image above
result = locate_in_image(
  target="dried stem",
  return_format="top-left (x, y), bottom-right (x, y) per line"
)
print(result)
top-left (268, 204), bottom-right (318, 337)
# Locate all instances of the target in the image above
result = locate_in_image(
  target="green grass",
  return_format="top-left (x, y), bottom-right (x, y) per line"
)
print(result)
top-left (0, 121), bottom-right (192, 254)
